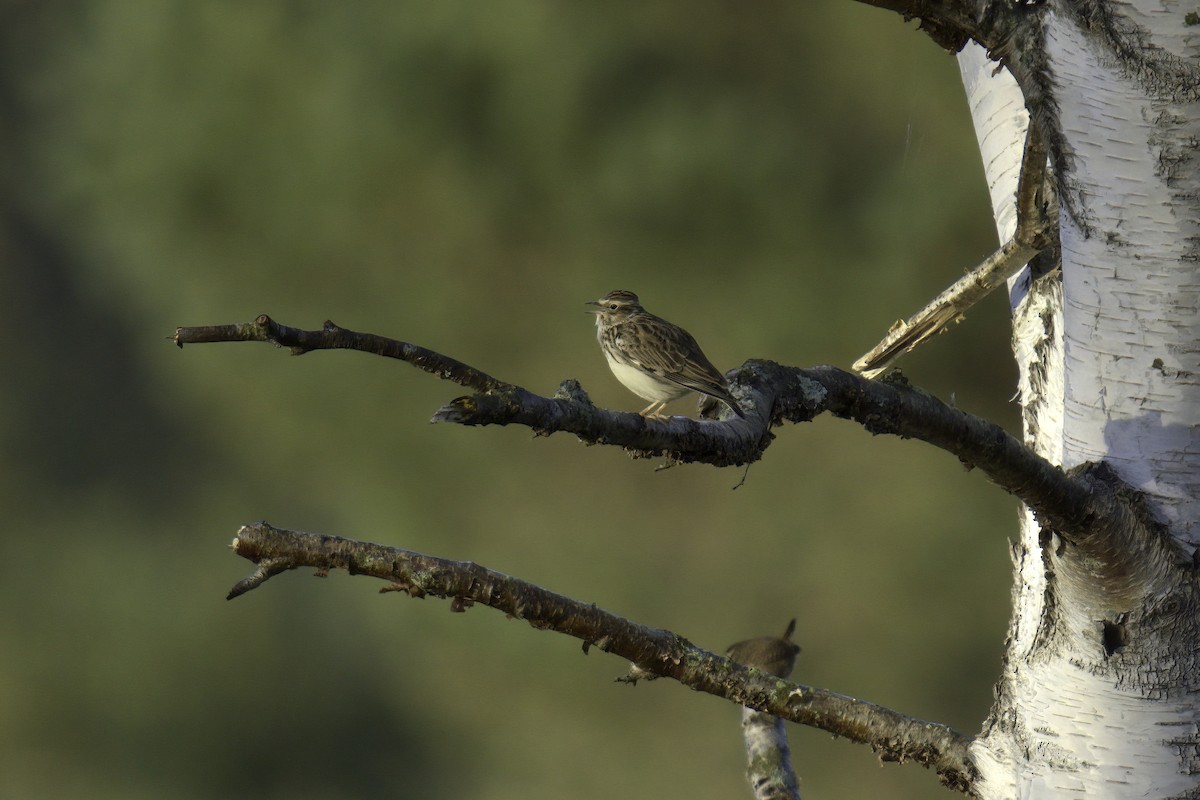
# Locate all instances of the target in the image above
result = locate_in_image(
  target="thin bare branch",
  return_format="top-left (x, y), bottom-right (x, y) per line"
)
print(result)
top-left (174, 314), bottom-right (512, 393)
top-left (854, 120), bottom-right (1057, 378)
top-left (852, 238), bottom-right (1041, 378)
top-left (228, 522), bottom-right (979, 795)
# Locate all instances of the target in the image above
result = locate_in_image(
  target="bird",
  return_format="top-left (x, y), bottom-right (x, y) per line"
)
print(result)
top-left (586, 289), bottom-right (744, 419)
top-left (725, 619), bottom-right (801, 679)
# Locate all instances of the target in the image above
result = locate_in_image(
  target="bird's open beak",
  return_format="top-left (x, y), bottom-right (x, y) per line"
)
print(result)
top-left (585, 299), bottom-right (602, 314)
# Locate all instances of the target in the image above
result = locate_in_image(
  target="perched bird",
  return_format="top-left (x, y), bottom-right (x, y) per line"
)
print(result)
top-left (725, 619), bottom-right (801, 679)
top-left (587, 290), bottom-right (744, 419)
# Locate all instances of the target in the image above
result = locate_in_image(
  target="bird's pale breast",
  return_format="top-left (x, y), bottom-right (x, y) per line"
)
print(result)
top-left (603, 354), bottom-right (688, 402)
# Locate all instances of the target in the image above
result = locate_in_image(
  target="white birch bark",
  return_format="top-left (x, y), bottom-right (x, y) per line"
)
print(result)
top-left (1048, 9), bottom-right (1200, 530)
top-left (955, 2), bottom-right (1200, 793)
top-left (740, 707), bottom-right (801, 800)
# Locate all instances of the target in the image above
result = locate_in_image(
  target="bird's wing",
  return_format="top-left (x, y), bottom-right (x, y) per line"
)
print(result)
top-left (618, 316), bottom-right (740, 408)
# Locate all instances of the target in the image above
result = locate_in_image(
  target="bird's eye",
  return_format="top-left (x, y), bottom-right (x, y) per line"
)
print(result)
top-left (608, 303), bottom-right (619, 310)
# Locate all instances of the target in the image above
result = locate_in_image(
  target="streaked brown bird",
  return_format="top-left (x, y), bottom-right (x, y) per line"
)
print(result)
top-left (587, 289), bottom-right (744, 419)
top-left (725, 619), bottom-right (800, 679)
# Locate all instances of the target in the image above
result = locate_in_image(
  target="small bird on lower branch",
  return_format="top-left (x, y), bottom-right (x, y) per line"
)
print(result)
top-left (725, 618), bottom-right (801, 679)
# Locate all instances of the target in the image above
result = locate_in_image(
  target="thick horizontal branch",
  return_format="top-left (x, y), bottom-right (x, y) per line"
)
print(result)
top-left (786, 369), bottom-right (1180, 596)
top-left (175, 316), bottom-right (1169, 581)
top-left (229, 522), bottom-right (979, 795)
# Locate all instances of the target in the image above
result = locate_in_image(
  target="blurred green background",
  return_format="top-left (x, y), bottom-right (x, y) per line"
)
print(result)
top-left (1, 2), bottom-right (1022, 798)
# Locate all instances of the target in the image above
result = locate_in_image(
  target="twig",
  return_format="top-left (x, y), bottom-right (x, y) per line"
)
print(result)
top-left (851, 238), bottom-right (1040, 378)
top-left (228, 521), bottom-right (979, 795)
top-left (853, 120), bottom-right (1056, 378)
top-left (174, 314), bottom-right (513, 393)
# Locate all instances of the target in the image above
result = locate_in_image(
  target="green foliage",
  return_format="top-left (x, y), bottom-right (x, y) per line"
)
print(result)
top-left (2, 2), bottom-right (1016, 798)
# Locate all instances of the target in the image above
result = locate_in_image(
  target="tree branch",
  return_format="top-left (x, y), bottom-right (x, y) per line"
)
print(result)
top-left (852, 0), bottom-right (979, 53)
top-left (854, 120), bottom-right (1056, 378)
top-left (849, 0), bottom-right (1054, 60)
top-left (173, 314), bottom-right (514, 393)
top-left (852, 238), bottom-right (1041, 379)
top-left (228, 522), bottom-right (979, 795)
top-left (174, 314), bottom-right (763, 466)
top-left (175, 316), bottom-right (1168, 575)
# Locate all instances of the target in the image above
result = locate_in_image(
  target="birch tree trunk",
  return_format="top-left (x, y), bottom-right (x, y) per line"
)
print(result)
top-left (955, 3), bottom-right (1200, 796)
